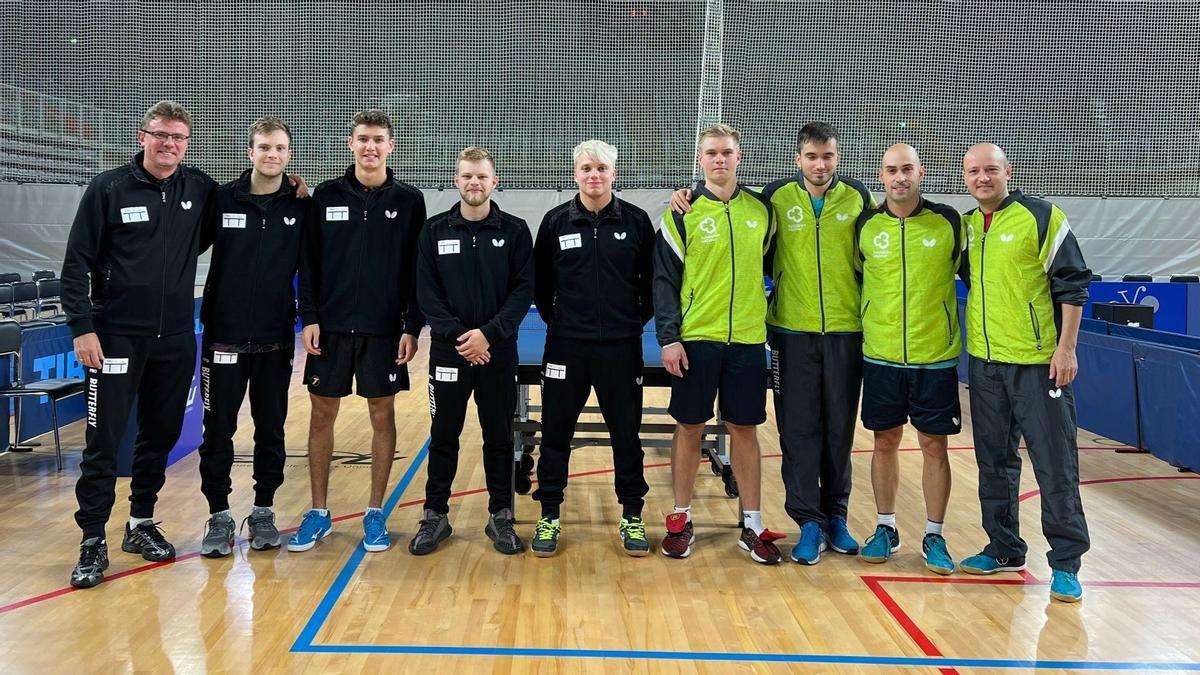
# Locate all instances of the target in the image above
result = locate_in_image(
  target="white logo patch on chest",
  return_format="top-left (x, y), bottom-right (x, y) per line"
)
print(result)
top-left (836, 213), bottom-right (850, 221)
top-left (559, 233), bottom-right (582, 251)
top-left (438, 240), bottom-right (461, 255)
top-left (326, 206), bottom-right (349, 221)
top-left (284, 217), bottom-right (296, 226)
top-left (120, 206), bottom-right (149, 223)
top-left (922, 238), bottom-right (937, 248)
top-left (1000, 233), bottom-right (1015, 242)
top-left (181, 200), bottom-right (193, 210)
top-left (385, 210), bottom-right (398, 219)
top-left (614, 231), bottom-right (627, 240)
top-left (492, 238), bottom-right (505, 248)
top-left (222, 213), bottom-right (247, 229)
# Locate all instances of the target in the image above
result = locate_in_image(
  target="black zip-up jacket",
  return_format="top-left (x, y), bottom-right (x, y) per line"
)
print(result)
top-left (417, 201), bottom-right (533, 347)
top-left (298, 166), bottom-right (426, 338)
top-left (533, 195), bottom-right (655, 340)
top-left (200, 169), bottom-right (306, 345)
top-left (61, 151), bottom-right (217, 338)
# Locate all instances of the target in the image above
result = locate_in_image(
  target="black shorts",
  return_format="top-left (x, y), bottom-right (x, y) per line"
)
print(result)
top-left (303, 332), bottom-right (409, 398)
top-left (668, 341), bottom-right (768, 425)
top-left (861, 360), bottom-right (961, 435)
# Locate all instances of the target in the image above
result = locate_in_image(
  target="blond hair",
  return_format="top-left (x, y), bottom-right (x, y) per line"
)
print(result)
top-left (457, 146), bottom-right (496, 171)
top-left (572, 139), bottom-right (618, 167)
top-left (697, 123), bottom-right (741, 146)
top-left (247, 116), bottom-right (292, 147)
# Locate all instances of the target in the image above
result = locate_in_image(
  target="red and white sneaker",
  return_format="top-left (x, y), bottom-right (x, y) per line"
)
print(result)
top-left (661, 513), bottom-right (695, 559)
top-left (739, 527), bottom-right (786, 564)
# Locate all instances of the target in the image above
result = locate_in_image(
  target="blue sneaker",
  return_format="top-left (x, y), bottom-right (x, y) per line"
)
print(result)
top-left (362, 509), bottom-right (390, 552)
top-left (826, 516), bottom-right (860, 554)
top-left (960, 553), bottom-right (1026, 575)
top-left (921, 533), bottom-right (955, 575)
top-left (790, 521), bottom-right (827, 565)
top-left (1050, 569), bottom-right (1083, 602)
top-left (287, 509), bottom-right (333, 552)
top-left (860, 525), bottom-right (899, 563)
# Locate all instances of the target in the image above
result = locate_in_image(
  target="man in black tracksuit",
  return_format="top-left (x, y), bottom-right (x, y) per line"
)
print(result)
top-left (528, 140), bottom-right (655, 558)
top-left (409, 147), bottom-right (532, 556)
top-left (196, 117), bottom-right (305, 557)
top-left (61, 101), bottom-right (217, 588)
top-left (290, 110), bottom-right (425, 555)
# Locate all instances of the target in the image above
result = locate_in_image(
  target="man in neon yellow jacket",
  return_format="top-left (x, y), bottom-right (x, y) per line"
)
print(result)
top-left (855, 144), bottom-right (965, 576)
top-left (958, 144), bottom-right (1091, 603)
top-left (654, 124), bottom-right (784, 564)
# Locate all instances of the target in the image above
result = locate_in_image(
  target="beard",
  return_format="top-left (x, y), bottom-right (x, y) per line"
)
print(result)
top-left (461, 191), bottom-right (489, 207)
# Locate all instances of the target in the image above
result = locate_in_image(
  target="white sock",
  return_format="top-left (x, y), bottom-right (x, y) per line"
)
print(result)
top-left (925, 520), bottom-right (944, 535)
top-left (129, 516), bottom-right (153, 529)
top-left (365, 507), bottom-right (383, 515)
top-left (877, 513), bottom-right (897, 530)
top-left (252, 505), bottom-right (273, 515)
top-left (311, 508), bottom-right (330, 517)
top-left (743, 511), bottom-right (764, 535)
top-left (673, 505), bottom-right (692, 523)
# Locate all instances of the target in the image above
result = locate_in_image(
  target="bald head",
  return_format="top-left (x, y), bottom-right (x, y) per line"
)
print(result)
top-left (882, 143), bottom-right (921, 170)
top-left (963, 143), bottom-right (1012, 211)
top-left (879, 143), bottom-right (924, 207)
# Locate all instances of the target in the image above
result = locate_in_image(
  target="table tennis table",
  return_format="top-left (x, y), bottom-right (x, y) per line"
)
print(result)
top-left (510, 307), bottom-right (771, 517)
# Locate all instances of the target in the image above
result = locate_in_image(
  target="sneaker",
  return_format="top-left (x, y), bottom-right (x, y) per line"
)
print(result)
top-left (242, 508), bottom-right (281, 550)
top-left (860, 525), bottom-right (900, 564)
top-left (739, 527), bottom-right (786, 564)
top-left (791, 521), bottom-right (827, 565)
top-left (408, 510), bottom-right (453, 555)
top-left (826, 516), bottom-right (860, 554)
top-left (201, 512), bottom-right (236, 558)
top-left (660, 512), bottom-right (695, 559)
top-left (362, 510), bottom-right (391, 552)
top-left (531, 516), bottom-right (561, 557)
top-left (619, 516), bottom-right (651, 557)
top-left (485, 508), bottom-right (525, 555)
top-left (1050, 569), bottom-right (1083, 602)
top-left (921, 533), bottom-right (956, 575)
top-left (960, 553), bottom-right (1027, 575)
top-left (70, 537), bottom-right (109, 589)
top-left (287, 510), bottom-right (333, 552)
top-left (122, 521), bottom-right (176, 562)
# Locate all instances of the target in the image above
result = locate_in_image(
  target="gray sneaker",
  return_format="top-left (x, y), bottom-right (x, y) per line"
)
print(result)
top-left (201, 512), bottom-right (236, 558)
top-left (485, 508), bottom-right (525, 555)
top-left (242, 508), bottom-right (281, 551)
top-left (408, 509), bottom-right (453, 555)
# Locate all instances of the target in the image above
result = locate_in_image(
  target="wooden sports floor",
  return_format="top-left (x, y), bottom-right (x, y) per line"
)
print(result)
top-left (1, 333), bottom-right (1198, 674)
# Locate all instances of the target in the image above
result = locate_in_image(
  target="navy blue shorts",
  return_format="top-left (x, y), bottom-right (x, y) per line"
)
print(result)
top-left (860, 361), bottom-right (962, 435)
top-left (668, 341), bottom-right (768, 425)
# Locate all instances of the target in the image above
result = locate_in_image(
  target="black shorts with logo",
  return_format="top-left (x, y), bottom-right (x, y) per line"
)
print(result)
top-left (303, 332), bottom-right (409, 398)
top-left (860, 360), bottom-right (962, 435)
top-left (668, 341), bottom-right (769, 425)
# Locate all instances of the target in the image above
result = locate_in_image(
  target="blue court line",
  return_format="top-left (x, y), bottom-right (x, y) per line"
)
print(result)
top-left (290, 438), bottom-right (430, 652)
top-left (293, 643), bottom-right (1199, 670)
top-left (290, 439), bottom-right (1199, 671)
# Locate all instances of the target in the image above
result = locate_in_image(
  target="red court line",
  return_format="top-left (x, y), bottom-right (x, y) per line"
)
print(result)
top-left (862, 577), bottom-right (959, 675)
top-left (1019, 474), bottom-right (1200, 502)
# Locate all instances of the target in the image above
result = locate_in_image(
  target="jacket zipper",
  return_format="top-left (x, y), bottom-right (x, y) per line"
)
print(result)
top-left (943, 300), bottom-right (953, 346)
top-left (813, 194), bottom-right (827, 333)
top-left (725, 203), bottom-right (736, 344)
top-left (682, 289), bottom-right (695, 320)
top-left (900, 217), bottom-right (908, 365)
top-left (593, 222), bottom-right (602, 339)
top-left (861, 299), bottom-right (871, 319)
top-left (1028, 302), bottom-right (1043, 350)
top-left (980, 228), bottom-right (991, 361)
top-left (157, 188), bottom-right (167, 337)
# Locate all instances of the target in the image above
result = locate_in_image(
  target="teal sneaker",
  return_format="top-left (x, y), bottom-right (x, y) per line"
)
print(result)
top-left (287, 509), bottom-right (332, 552)
top-left (1050, 569), bottom-right (1083, 602)
top-left (921, 534), bottom-right (955, 575)
top-left (860, 525), bottom-right (899, 563)
top-left (790, 521), bottom-right (827, 565)
top-left (619, 516), bottom-right (651, 557)
top-left (362, 509), bottom-right (390, 552)
top-left (531, 516), bottom-right (561, 557)
top-left (961, 553), bottom-right (1027, 575)
top-left (826, 516), bottom-right (860, 554)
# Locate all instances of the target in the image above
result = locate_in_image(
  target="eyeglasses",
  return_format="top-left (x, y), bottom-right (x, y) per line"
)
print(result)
top-left (140, 129), bottom-right (190, 143)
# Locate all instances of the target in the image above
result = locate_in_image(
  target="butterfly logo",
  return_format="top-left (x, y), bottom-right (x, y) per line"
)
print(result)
top-left (388, 373), bottom-right (397, 383)
top-left (385, 210), bottom-right (398, 219)
top-left (181, 201), bottom-right (193, 210)
top-left (836, 213), bottom-right (850, 222)
top-left (284, 217), bottom-right (296, 226)
top-left (1049, 388), bottom-right (1062, 399)
top-left (923, 238), bottom-right (937, 247)
top-left (614, 232), bottom-right (627, 240)
top-left (1000, 233), bottom-right (1015, 243)
top-left (492, 238), bottom-right (505, 247)
top-left (746, 220), bottom-right (760, 229)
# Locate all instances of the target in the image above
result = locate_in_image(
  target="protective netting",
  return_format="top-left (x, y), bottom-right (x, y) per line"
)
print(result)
top-left (2, 0), bottom-right (1198, 195)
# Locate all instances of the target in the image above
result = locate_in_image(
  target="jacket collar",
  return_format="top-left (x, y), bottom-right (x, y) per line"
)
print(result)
top-left (693, 179), bottom-right (742, 203)
top-left (879, 195), bottom-right (926, 219)
top-left (130, 151), bottom-right (180, 186)
top-left (793, 171), bottom-right (841, 194)
top-left (447, 201), bottom-right (504, 230)
top-left (343, 164), bottom-right (394, 192)
top-left (568, 193), bottom-right (622, 225)
top-left (232, 168), bottom-right (292, 202)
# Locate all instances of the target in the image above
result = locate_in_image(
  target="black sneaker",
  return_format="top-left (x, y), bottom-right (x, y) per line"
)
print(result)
top-left (619, 516), bottom-right (651, 557)
top-left (531, 516), bottom-right (561, 557)
top-left (408, 509), bottom-right (453, 555)
top-left (70, 537), bottom-right (109, 588)
top-left (122, 521), bottom-right (176, 562)
top-left (485, 508), bottom-right (525, 555)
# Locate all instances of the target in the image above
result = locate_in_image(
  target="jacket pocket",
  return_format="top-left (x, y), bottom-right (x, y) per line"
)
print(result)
top-left (682, 288), bottom-right (696, 320)
top-left (861, 299), bottom-right (871, 319)
top-left (1028, 302), bottom-right (1043, 350)
top-left (769, 272), bottom-right (782, 309)
top-left (943, 301), bottom-right (953, 346)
